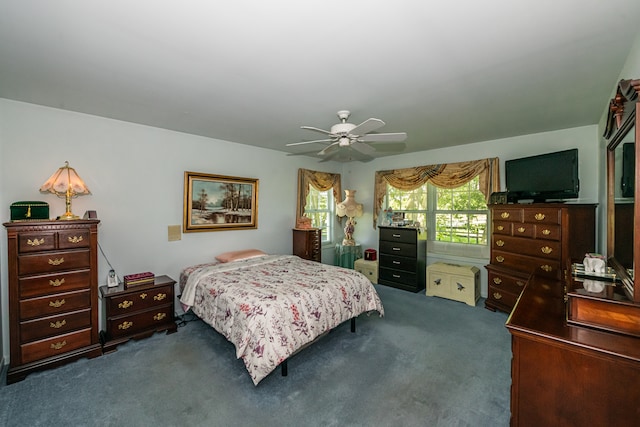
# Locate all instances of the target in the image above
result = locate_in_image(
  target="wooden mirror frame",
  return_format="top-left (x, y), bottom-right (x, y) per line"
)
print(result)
top-left (604, 78), bottom-right (640, 303)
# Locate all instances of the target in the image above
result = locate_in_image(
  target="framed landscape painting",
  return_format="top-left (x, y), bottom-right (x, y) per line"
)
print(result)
top-left (183, 171), bottom-right (258, 232)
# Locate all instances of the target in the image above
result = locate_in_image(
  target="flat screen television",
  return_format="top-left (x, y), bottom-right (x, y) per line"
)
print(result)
top-left (505, 148), bottom-right (579, 203)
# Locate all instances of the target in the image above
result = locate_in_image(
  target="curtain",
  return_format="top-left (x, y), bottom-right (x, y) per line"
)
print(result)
top-left (373, 157), bottom-right (500, 228)
top-left (296, 168), bottom-right (342, 220)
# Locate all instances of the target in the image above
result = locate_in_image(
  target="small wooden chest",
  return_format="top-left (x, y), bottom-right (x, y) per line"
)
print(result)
top-left (426, 262), bottom-right (480, 306)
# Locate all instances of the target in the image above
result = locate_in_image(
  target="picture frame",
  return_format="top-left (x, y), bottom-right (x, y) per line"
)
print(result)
top-left (183, 171), bottom-right (258, 232)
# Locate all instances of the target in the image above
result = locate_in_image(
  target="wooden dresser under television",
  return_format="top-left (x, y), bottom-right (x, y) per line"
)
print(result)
top-left (485, 203), bottom-right (596, 313)
top-left (3, 219), bottom-right (102, 384)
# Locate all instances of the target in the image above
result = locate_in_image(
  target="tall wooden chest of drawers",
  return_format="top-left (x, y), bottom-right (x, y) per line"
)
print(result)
top-left (4, 220), bottom-right (102, 384)
top-left (292, 228), bottom-right (321, 262)
top-left (378, 226), bottom-right (426, 292)
top-left (485, 204), bottom-right (596, 313)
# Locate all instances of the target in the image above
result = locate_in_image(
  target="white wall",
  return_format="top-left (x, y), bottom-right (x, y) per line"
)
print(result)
top-left (0, 99), bottom-right (341, 358)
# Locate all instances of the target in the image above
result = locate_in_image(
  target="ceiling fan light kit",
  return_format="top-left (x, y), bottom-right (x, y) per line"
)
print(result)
top-left (287, 110), bottom-right (407, 162)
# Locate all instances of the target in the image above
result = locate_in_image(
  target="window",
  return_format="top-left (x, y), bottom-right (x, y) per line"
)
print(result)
top-left (305, 185), bottom-right (334, 243)
top-left (385, 176), bottom-right (488, 246)
top-left (434, 177), bottom-right (487, 245)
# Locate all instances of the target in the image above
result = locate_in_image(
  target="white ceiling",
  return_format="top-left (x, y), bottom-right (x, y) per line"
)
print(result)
top-left (2, 1), bottom-right (640, 161)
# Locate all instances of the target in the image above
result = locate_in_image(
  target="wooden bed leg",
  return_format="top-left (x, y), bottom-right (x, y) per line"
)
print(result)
top-left (281, 359), bottom-right (288, 377)
top-left (351, 317), bottom-right (356, 333)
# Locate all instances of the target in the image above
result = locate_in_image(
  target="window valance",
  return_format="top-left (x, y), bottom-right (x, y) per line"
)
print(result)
top-left (296, 168), bottom-right (342, 220)
top-left (373, 157), bottom-right (500, 228)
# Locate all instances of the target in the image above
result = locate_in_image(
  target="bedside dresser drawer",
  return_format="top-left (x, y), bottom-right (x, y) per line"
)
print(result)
top-left (19, 289), bottom-right (91, 320)
top-left (18, 232), bottom-right (56, 253)
top-left (107, 305), bottom-right (174, 339)
top-left (379, 267), bottom-right (417, 286)
top-left (379, 227), bottom-right (416, 244)
top-left (19, 270), bottom-right (90, 299)
top-left (18, 249), bottom-right (91, 275)
top-left (20, 328), bottom-right (93, 364)
top-left (379, 241), bottom-right (417, 258)
top-left (106, 285), bottom-right (173, 314)
top-left (379, 254), bottom-right (416, 272)
top-left (20, 308), bottom-right (91, 342)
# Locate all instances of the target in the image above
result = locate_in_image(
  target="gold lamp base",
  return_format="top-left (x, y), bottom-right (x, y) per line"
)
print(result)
top-left (58, 212), bottom-right (79, 220)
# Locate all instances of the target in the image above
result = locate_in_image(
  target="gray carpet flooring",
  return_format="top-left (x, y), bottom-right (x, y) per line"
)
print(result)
top-left (0, 284), bottom-right (511, 427)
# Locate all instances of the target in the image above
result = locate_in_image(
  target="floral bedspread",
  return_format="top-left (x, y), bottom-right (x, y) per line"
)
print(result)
top-left (179, 255), bottom-right (384, 385)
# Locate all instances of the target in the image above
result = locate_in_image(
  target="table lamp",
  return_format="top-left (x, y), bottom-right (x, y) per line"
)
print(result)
top-left (40, 161), bottom-right (91, 220)
top-left (336, 189), bottom-right (363, 246)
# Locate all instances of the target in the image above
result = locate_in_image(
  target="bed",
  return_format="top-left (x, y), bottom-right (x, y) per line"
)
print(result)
top-left (179, 253), bottom-right (384, 385)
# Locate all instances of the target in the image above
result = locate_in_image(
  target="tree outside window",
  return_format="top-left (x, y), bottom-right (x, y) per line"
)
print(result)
top-left (385, 176), bottom-right (487, 246)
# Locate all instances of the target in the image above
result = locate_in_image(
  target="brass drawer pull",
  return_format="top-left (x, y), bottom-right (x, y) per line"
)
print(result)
top-left (49, 299), bottom-right (65, 308)
top-left (154, 293), bottom-right (167, 301)
top-left (49, 278), bottom-right (65, 287)
top-left (118, 300), bottom-right (134, 309)
top-left (501, 212), bottom-right (510, 219)
top-left (542, 229), bottom-right (551, 235)
top-left (541, 246), bottom-right (553, 254)
top-left (493, 277), bottom-right (502, 285)
top-left (140, 293), bottom-right (148, 299)
top-left (48, 258), bottom-right (64, 266)
top-left (118, 321), bottom-right (133, 330)
top-left (496, 240), bottom-right (505, 247)
top-left (534, 213), bottom-right (546, 221)
top-left (516, 281), bottom-right (525, 287)
top-left (50, 319), bottom-right (66, 329)
top-left (493, 292), bottom-right (502, 300)
top-left (517, 227), bottom-right (526, 233)
top-left (154, 313), bottom-right (167, 321)
top-left (495, 256), bottom-right (505, 263)
top-left (496, 225), bottom-right (504, 231)
top-left (540, 265), bottom-right (553, 272)
top-left (68, 235), bottom-right (83, 244)
top-left (50, 340), bottom-right (67, 350)
top-left (27, 238), bottom-right (45, 246)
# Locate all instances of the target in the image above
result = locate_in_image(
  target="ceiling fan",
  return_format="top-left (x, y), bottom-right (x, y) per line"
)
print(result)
top-left (286, 110), bottom-right (407, 162)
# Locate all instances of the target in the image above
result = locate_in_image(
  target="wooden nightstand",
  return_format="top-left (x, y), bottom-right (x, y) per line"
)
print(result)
top-left (99, 275), bottom-right (177, 353)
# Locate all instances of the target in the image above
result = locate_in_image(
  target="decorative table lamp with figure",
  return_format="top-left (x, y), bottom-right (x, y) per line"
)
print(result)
top-left (336, 190), bottom-right (363, 246)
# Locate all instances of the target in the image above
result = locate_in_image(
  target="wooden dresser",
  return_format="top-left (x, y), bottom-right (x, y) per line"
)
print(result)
top-left (378, 226), bottom-right (426, 292)
top-left (292, 228), bottom-right (321, 262)
top-left (4, 219), bottom-right (102, 384)
top-left (507, 275), bottom-right (640, 426)
top-left (99, 275), bottom-right (177, 353)
top-left (485, 204), bottom-right (596, 313)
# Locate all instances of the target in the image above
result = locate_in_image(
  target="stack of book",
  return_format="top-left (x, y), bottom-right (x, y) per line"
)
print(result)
top-left (123, 272), bottom-right (155, 288)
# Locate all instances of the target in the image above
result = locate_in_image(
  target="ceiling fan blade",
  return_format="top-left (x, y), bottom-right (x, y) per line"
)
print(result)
top-left (286, 138), bottom-right (335, 147)
top-left (359, 132), bottom-right (407, 142)
top-left (318, 150), bottom-right (342, 162)
top-left (350, 118), bottom-right (385, 136)
top-left (369, 142), bottom-right (407, 152)
top-left (350, 141), bottom-right (376, 156)
top-left (301, 126), bottom-right (334, 135)
top-left (318, 141), bottom-right (341, 156)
